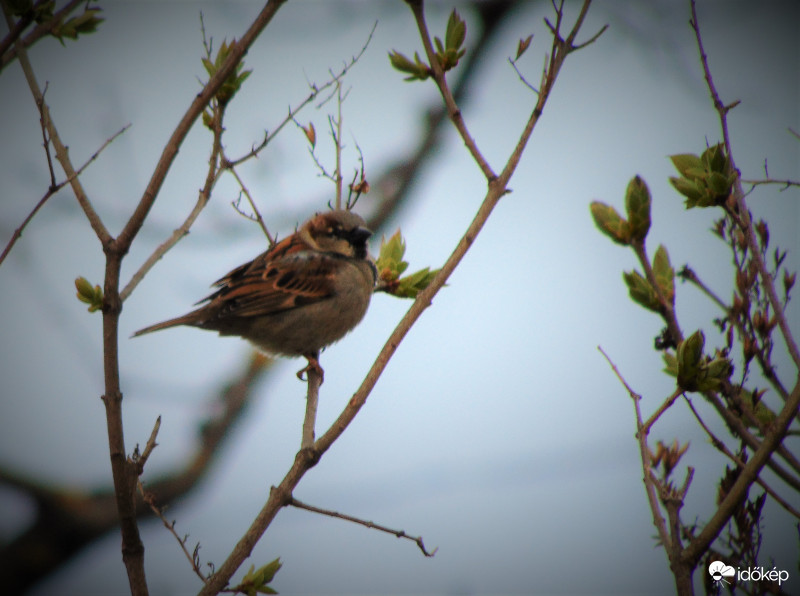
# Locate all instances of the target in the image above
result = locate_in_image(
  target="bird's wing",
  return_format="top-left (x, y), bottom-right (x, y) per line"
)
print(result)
top-left (200, 240), bottom-right (343, 318)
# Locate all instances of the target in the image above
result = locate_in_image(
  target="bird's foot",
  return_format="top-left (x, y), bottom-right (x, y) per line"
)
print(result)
top-left (297, 353), bottom-right (324, 383)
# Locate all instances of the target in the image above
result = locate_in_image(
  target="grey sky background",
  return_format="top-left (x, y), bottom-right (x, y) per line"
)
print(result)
top-left (1, 1), bottom-right (798, 594)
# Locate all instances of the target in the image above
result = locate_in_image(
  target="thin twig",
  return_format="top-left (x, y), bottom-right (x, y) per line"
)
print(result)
top-left (741, 178), bottom-right (800, 191)
top-left (406, 0), bottom-right (496, 181)
top-left (0, 123), bottom-right (129, 267)
top-left (335, 82), bottom-right (343, 209)
top-left (140, 483), bottom-right (209, 585)
top-left (598, 346), bottom-right (673, 552)
top-left (684, 395), bottom-right (800, 520)
top-left (690, 0), bottom-right (800, 371)
top-left (678, 265), bottom-right (727, 310)
top-left (36, 82), bottom-right (56, 187)
top-left (288, 496), bottom-right (437, 557)
top-left (225, 160), bottom-right (273, 244)
top-left (227, 21), bottom-right (376, 168)
top-left (119, 105), bottom-right (225, 303)
top-left (507, 56), bottom-right (539, 93)
top-left (137, 416), bottom-right (161, 472)
top-left (632, 240), bottom-right (683, 347)
top-left (703, 389), bottom-right (800, 489)
top-left (5, 4), bottom-right (112, 245)
top-left (679, 1), bottom-right (800, 567)
top-left (642, 387), bottom-right (684, 435)
top-left (115, 0), bottom-right (287, 254)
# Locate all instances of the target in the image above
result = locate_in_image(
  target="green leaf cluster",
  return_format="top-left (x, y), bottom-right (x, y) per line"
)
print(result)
top-left (389, 9), bottom-right (466, 82)
top-left (10, 0), bottom-right (58, 25)
top-left (676, 330), bottom-right (732, 392)
top-left (590, 175), bottom-right (651, 245)
top-left (201, 38), bottom-right (252, 107)
top-left (376, 231), bottom-right (440, 299)
top-left (622, 245), bottom-right (674, 313)
top-left (669, 143), bottom-right (736, 208)
top-left (53, 7), bottom-right (103, 44)
top-left (239, 558), bottom-right (282, 595)
top-left (388, 50), bottom-right (431, 82)
top-left (75, 276), bottom-right (103, 313)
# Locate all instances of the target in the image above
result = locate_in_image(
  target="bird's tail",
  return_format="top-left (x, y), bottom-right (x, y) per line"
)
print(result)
top-left (131, 312), bottom-right (201, 338)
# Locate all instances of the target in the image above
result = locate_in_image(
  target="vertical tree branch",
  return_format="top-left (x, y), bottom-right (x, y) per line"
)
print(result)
top-left (689, 0), bottom-right (800, 370)
top-left (302, 360), bottom-right (322, 450)
top-left (4, 2), bottom-right (290, 593)
top-left (101, 251), bottom-right (149, 595)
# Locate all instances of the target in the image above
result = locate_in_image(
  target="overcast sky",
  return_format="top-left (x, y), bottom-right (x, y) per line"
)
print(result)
top-left (1, 1), bottom-right (798, 594)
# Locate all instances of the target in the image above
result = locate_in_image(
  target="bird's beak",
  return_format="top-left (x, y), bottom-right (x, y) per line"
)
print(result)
top-left (349, 226), bottom-right (372, 243)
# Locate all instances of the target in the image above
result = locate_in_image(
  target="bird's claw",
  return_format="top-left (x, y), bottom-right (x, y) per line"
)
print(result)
top-left (297, 354), bottom-right (324, 383)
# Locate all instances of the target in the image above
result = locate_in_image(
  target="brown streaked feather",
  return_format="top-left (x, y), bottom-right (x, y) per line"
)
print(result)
top-left (197, 242), bottom-right (344, 319)
top-left (133, 209), bottom-right (374, 347)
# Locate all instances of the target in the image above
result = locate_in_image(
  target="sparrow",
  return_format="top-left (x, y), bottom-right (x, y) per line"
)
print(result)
top-left (133, 209), bottom-right (376, 377)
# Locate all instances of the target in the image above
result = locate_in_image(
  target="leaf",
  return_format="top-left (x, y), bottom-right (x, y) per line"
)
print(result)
top-left (652, 245), bottom-right (675, 306)
top-left (445, 8), bottom-right (466, 51)
top-left (52, 8), bottom-right (104, 42)
top-left (434, 36), bottom-right (445, 56)
top-left (622, 270), bottom-right (660, 312)
top-left (201, 38), bottom-right (250, 105)
top-left (701, 143), bottom-right (726, 173)
top-left (75, 276), bottom-right (103, 313)
top-left (376, 231), bottom-right (440, 298)
top-left (515, 34), bottom-right (533, 60)
top-left (388, 50), bottom-right (430, 81)
top-left (201, 57), bottom-right (216, 77)
top-left (669, 153), bottom-right (703, 178)
top-left (707, 171), bottom-right (732, 199)
top-left (590, 201), bottom-right (630, 246)
top-left (669, 176), bottom-right (703, 207)
top-left (301, 122), bottom-right (316, 148)
top-left (696, 354), bottom-right (732, 392)
top-left (662, 352), bottom-right (678, 377)
top-left (376, 230), bottom-right (408, 285)
top-left (240, 558), bottom-right (282, 596)
top-left (677, 330), bottom-right (704, 391)
top-left (394, 267), bottom-right (440, 298)
top-left (625, 176), bottom-right (651, 242)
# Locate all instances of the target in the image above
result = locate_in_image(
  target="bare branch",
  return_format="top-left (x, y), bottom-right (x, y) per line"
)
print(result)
top-left (288, 496), bottom-right (437, 557)
top-left (300, 353), bottom-right (322, 450)
top-left (741, 178), bottom-right (800, 191)
top-left (642, 387), bottom-right (684, 435)
top-left (224, 160), bottom-right (274, 244)
top-left (140, 484), bottom-right (209, 586)
top-left (597, 346), bottom-right (673, 553)
top-left (690, 0), bottom-right (800, 370)
top-left (137, 416), bottom-right (162, 473)
top-left (116, 0), bottom-right (288, 254)
top-left (405, 0), bottom-right (496, 181)
top-left (4, 2), bottom-right (112, 245)
top-left (227, 21), bottom-right (376, 169)
top-left (119, 105), bottom-right (225, 302)
top-left (684, 396), bottom-right (800, 520)
top-left (0, 122), bottom-right (128, 267)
